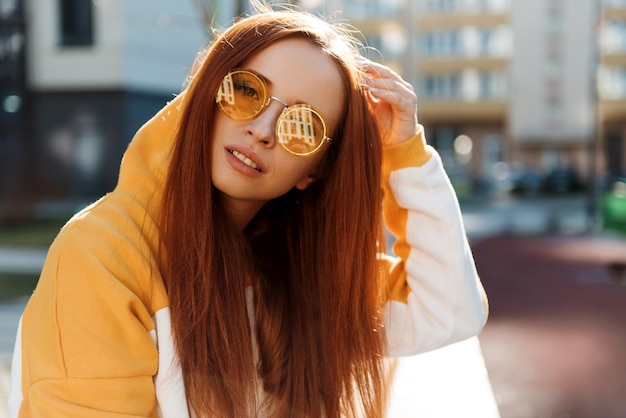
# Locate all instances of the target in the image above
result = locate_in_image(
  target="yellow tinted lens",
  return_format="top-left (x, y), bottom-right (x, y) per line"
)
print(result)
top-left (276, 105), bottom-right (327, 156)
top-left (216, 71), bottom-right (267, 120)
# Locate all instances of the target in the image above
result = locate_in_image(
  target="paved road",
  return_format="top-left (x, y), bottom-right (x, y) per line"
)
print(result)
top-left (0, 306), bottom-right (499, 417)
top-left (0, 193), bottom-right (596, 416)
top-left (0, 258), bottom-right (500, 416)
top-left (475, 235), bottom-right (626, 418)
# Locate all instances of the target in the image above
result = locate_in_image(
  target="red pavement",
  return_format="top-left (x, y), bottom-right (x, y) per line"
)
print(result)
top-left (473, 235), bottom-right (626, 418)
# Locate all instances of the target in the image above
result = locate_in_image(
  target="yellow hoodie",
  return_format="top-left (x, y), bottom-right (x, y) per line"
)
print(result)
top-left (9, 94), bottom-right (487, 417)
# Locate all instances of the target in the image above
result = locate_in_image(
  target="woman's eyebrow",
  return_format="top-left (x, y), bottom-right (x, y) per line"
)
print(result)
top-left (249, 68), bottom-right (307, 106)
top-left (249, 68), bottom-right (273, 87)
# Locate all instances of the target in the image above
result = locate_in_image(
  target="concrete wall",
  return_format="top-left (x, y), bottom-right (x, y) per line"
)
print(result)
top-left (509, 0), bottom-right (598, 144)
top-left (26, 0), bottom-right (207, 94)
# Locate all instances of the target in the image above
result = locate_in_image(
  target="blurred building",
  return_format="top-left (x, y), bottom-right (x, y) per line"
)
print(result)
top-left (600, 0), bottom-right (626, 182)
top-left (411, 0), bottom-right (513, 193)
top-left (0, 0), bottom-right (207, 214)
top-left (296, 0), bottom-right (624, 194)
top-left (508, 0), bottom-right (598, 193)
top-left (3, 0), bottom-right (626, 213)
top-left (0, 0), bottom-right (27, 206)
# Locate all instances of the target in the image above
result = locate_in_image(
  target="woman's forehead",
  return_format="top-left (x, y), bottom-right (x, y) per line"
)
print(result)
top-left (241, 38), bottom-right (346, 125)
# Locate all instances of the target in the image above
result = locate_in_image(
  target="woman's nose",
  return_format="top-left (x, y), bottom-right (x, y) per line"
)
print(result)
top-left (247, 101), bottom-right (285, 147)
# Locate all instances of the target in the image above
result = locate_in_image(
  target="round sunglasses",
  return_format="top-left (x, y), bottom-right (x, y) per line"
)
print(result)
top-left (215, 69), bottom-right (333, 156)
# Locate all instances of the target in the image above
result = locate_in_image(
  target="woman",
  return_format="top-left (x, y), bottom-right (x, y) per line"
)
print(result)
top-left (9, 3), bottom-right (487, 417)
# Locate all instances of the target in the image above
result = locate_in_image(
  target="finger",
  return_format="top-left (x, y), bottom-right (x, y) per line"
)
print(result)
top-left (367, 86), bottom-right (415, 112)
top-left (366, 77), bottom-right (415, 100)
top-left (365, 66), bottom-right (417, 100)
top-left (358, 58), bottom-right (413, 90)
top-left (365, 77), bottom-right (417, 114)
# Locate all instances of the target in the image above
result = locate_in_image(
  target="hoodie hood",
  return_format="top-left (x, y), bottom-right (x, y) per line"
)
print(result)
top-left (114, 93), bottom-right (188, 223)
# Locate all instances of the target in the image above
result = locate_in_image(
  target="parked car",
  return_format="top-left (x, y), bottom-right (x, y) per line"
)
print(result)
top-left (542, 167), bottom-right (584, 193)
top-left (508, 163), bottom-right (543, 195)
top-left (477, 162), bottom-right (543, 196)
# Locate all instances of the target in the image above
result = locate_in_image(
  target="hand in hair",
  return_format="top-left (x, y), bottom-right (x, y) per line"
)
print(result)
top-left (359, 56), bottom-right (420, 147)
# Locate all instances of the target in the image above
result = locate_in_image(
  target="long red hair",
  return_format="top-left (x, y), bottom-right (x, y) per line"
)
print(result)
top-left (160, 5), bottom-right (388, 417)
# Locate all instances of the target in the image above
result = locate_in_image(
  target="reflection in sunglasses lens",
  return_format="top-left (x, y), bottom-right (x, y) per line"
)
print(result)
top-left (277, 106), bottom-right (324, 155)
top-left (216, 70), bottom-right (328, 156)
top-left (217, 71), bottom-right (266, 119)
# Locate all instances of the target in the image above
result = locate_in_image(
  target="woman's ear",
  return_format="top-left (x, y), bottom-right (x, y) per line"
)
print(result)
top-left (295, 174), bottom-right (316, 190)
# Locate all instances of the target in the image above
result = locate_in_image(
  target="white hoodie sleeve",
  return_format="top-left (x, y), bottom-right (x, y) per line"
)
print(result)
top-left (380, 127), bottom-right (488, 357)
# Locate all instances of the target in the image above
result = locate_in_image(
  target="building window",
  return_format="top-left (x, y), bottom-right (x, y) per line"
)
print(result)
top-left (546, 0), bottom-right (563, 17)
top-left (599, 66), bottom-right (626, 99)
top-left (545, 32), bottom-right (563, 63)
top-left (59, 0), bottom-right (94, 47)
top-left (544, 76), bottom-right (564, 126)
top-left (478, 71), bottom-right (508, 100)
top-left (422, 30), bottom-right (462, 57)
top-left (478, 29), bottom-right (493, 56)
top-left (424, 0), bottom-right (460, 13)
top-left (345, 0), bottom-right (404, 16)
top-left (545, 77), bottom-right (563, 107)
top-left (604, 0), bottom-right (626, 8)
top-left (601, 19), bottom-right (626, 54)
top-left (422, 73), bottom-right (461, 99)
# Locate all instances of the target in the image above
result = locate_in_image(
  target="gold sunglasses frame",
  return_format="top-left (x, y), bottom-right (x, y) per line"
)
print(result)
top-left (216, 69), bottom-right (333, 156)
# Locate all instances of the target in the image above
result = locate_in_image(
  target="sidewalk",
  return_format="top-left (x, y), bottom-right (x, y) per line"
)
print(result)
top-left (389, 337), bottom-right (500, 417)
top-left (0, 247), bottom-right (500, 417)
top-left (474, 234), bottom-right (626, 418)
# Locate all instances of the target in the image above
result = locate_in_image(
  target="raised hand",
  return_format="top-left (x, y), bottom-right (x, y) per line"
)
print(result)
top-left (358, 57), bottom-right (420, 147)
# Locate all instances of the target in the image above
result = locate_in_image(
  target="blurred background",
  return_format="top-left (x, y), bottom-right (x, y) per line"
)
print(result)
top-left (2, 0), bottom-right (626, 220)
top-left (1, 0), bottom-right (626, 417)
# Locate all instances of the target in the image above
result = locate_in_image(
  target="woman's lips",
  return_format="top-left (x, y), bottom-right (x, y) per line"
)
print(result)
top-left (230, 149), bottom-right (261, 171)
top-left (224, 146), bottom-right (265, 178)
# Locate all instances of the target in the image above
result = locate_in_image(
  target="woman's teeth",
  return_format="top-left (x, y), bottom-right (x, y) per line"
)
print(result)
top-left (230, 150), bottom-right (261, 172)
